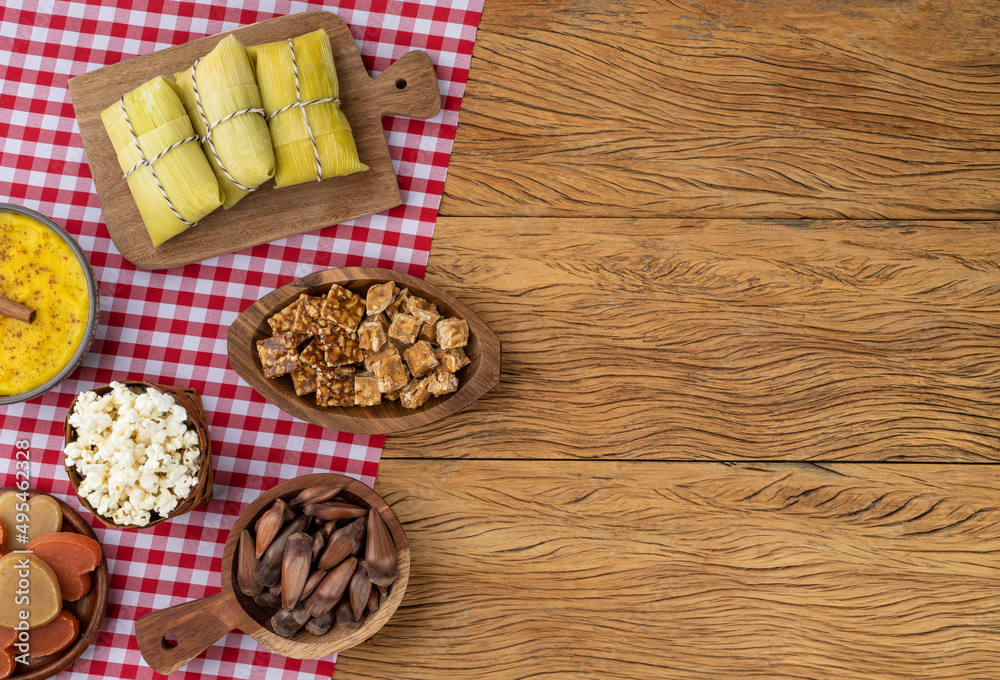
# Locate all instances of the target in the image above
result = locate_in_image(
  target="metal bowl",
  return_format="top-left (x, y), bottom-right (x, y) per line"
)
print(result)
top-left (0, 203), bottom-right (100, 405)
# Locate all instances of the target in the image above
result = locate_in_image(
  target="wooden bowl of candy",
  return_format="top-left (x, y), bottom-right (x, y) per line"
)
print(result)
top-left (0, 488), bottom-right (110, 680)
top-left (227, 267), bottom-right (501, 434)
top-left (134, 473), bottom-right (408, 674)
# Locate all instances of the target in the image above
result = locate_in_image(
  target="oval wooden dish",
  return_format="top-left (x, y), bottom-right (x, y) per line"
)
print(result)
top-left (134, 473), bottom-right (409, 675)
top-left (227, 267), bottom-right (501, 434)
top-left (0, 488), bottom-right (110, 680)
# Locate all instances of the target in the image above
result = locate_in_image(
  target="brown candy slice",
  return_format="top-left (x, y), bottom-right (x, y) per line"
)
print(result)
top-left (365, 281), bottom-right (396, 315)
top-left (290, 363), bottom-right (320, 396)
top-left (316, 367), bottom-right (356, 407)
top-left (403, 340), bottom-right (440, 379)
top-left (292, 295), bottom-right (328, 336)
top-left (436, 318), bottom-right (470, 349)
top-left (435, 347), bottom-right (471, 374)
top-left (320, 327), bottom-right (363, 367)
top-left (256, 333), bottom-right (300, 379)
top-left (0, 492), bottom-right (62, 553)
top-left (405, 295), bottom-right (441, 327)
top-left (0, 553), bottom-right (62, 629)
top-left (388, 314), bottom-right (421, 345)
top-left (399, 378), bottom-right (432, 409)
top-left (425, 371), bottom-right (459, 397)
top-left (321, 283), bottom-right (366, 333)
top-left (357, 314), bottom-right (388, 352)
top-left (268, 296), bottom-right (305, 335)
top-left (372, 355), bottom-right (409, 393)
top-left (354, 372), bottom-right (382, 406)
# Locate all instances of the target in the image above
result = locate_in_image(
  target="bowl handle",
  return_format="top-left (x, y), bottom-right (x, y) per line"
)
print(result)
top-left (369, 50), bottom-right (442, 119)
top-left (135, 592), bottom-right (238, 674)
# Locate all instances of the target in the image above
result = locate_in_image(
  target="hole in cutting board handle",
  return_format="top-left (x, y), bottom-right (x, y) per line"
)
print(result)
top-left (395, 78), bottom-right (408, 90)
top-left (162, 634), bottom-right (178, 650)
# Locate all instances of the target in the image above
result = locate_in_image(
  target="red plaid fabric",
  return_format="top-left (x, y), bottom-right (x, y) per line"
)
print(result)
top-left (0, 0), bottom-right (483, 677)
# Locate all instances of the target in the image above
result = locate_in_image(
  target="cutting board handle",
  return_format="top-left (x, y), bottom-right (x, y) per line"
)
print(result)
top-left (135, 592), bottom-right (238, 675)
top-left (371, 50), bottom-right (442, 119)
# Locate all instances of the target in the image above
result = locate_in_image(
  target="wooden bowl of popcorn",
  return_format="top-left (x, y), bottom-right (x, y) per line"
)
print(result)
top-left (62, 380), bottom-right (213, 529)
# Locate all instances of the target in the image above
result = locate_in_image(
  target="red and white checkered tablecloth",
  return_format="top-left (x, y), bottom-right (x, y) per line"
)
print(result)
top-left (0, 0), bottom-right (483, 677)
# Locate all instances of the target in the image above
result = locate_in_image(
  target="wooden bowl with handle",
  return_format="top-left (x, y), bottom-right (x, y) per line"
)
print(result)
top-left (134, 473), bottom-right (409, 675)
top-left (0, 488), bottom-right (110, 680)
top-left (227, 266), bottom-right (502, 434)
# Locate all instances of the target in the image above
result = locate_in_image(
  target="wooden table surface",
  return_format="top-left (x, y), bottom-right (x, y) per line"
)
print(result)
top-left (337, 1), bottom-right (1000, 677)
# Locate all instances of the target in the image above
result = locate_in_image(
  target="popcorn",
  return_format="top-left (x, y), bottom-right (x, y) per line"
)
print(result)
top-left (64, 382), bottom-right (202, 527)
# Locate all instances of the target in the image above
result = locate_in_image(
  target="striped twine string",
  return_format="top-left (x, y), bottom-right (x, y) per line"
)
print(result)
top-left (190, 56), bottom-right (265, 193)
top-left (120, 96), bottom-right (198, 227)
top-left (264, 38), bottom-right (340, 182)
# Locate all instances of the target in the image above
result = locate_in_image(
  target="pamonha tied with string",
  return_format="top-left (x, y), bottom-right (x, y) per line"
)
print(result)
top-left (101, 29), bottom-right (367, 249)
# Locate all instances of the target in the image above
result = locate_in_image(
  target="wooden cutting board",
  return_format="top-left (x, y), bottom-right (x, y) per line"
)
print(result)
top-left (68, 11), bottom-right (441, 270)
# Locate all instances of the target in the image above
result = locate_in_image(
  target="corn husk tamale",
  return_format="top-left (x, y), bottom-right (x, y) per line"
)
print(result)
top-left (248, 29), bottom-right (368, 188)
top-left (101, 76), bottom-right (223, 247)
top-left (175, 34), bottom-right (275, 209)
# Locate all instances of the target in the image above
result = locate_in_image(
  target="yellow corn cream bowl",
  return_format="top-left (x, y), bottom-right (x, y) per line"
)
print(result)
top-left (0, 204), bottom-right (99, 404)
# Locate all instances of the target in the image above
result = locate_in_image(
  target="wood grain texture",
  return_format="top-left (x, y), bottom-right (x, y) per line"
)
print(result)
top-left (441, 0), bottom-right (1000, 219)
top-left (227, 267), bottom-right (501, 434)
top-left (384, 217), bottom-right (1000, 462)
top-left (68, 12), bottom-right (441, 269)
top-left (334, 460), bottom-right (1000, 680)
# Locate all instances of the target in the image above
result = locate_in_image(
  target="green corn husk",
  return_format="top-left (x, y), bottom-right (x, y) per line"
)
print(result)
top-left (175, 34), bottom-right (275, 209)
top-left (248, 29), bottom-right (368, 189)
top-left (101, 76), bottom-right (223, 246)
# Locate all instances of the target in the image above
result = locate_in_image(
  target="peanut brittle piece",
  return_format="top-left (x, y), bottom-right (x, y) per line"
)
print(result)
top-left (321, 283), bottom-right (365, 333)
top-left (399, 378), bottom-right (432, 409)
top-left (388, 314), bottom-right (421, 345)
top-left (364, 343), bottom-right (399, 372)
top-left (372, 354), bottom-right (409, 393)
top-left (300, 338), bottom-right (333, 372)
top-left (405, 296), bottom-right (441, 327)
top-left (354, 372), bottom-right (382, 406)
top-left (418, 319), bottom-right (438, 344)
top-left (366, 281), bottom-right (396, 316)
top-left (358, 314), bottom-right (389, 352)
top-left (424, 371), bottom-right (459, 397)
top-left (269, 296), bottom-right (305, 335)
top-left (292, 295), bottom-right (329, 336)
top-left (384, 287), bottom-right (412, 320)
top-left (403, 340), bottom-right (439, 378)
top-left (257, 333), bottom-right (300, 378)
top-left (435, 347), bottom-right (471, 374)
top-left (320, 326), bottom-right (363, 366)
top-left (291, 363), bottom-right (320, 396)
top-left (316, 366), bottom-right (356, 407)
top-left (436, 318), bottom-right (469, 349)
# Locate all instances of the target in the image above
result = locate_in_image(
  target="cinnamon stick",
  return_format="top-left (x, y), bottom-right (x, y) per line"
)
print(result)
top-left (0, 296), bottom-right (35, 323)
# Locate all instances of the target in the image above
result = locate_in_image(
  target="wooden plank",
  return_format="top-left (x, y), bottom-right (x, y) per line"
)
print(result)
top-left (386, 217), bottom-right (1000, 462)
top-left (335, 460), bottom-right (1000, 679)
top-left (441, 0), bottom-right (1000, 219)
